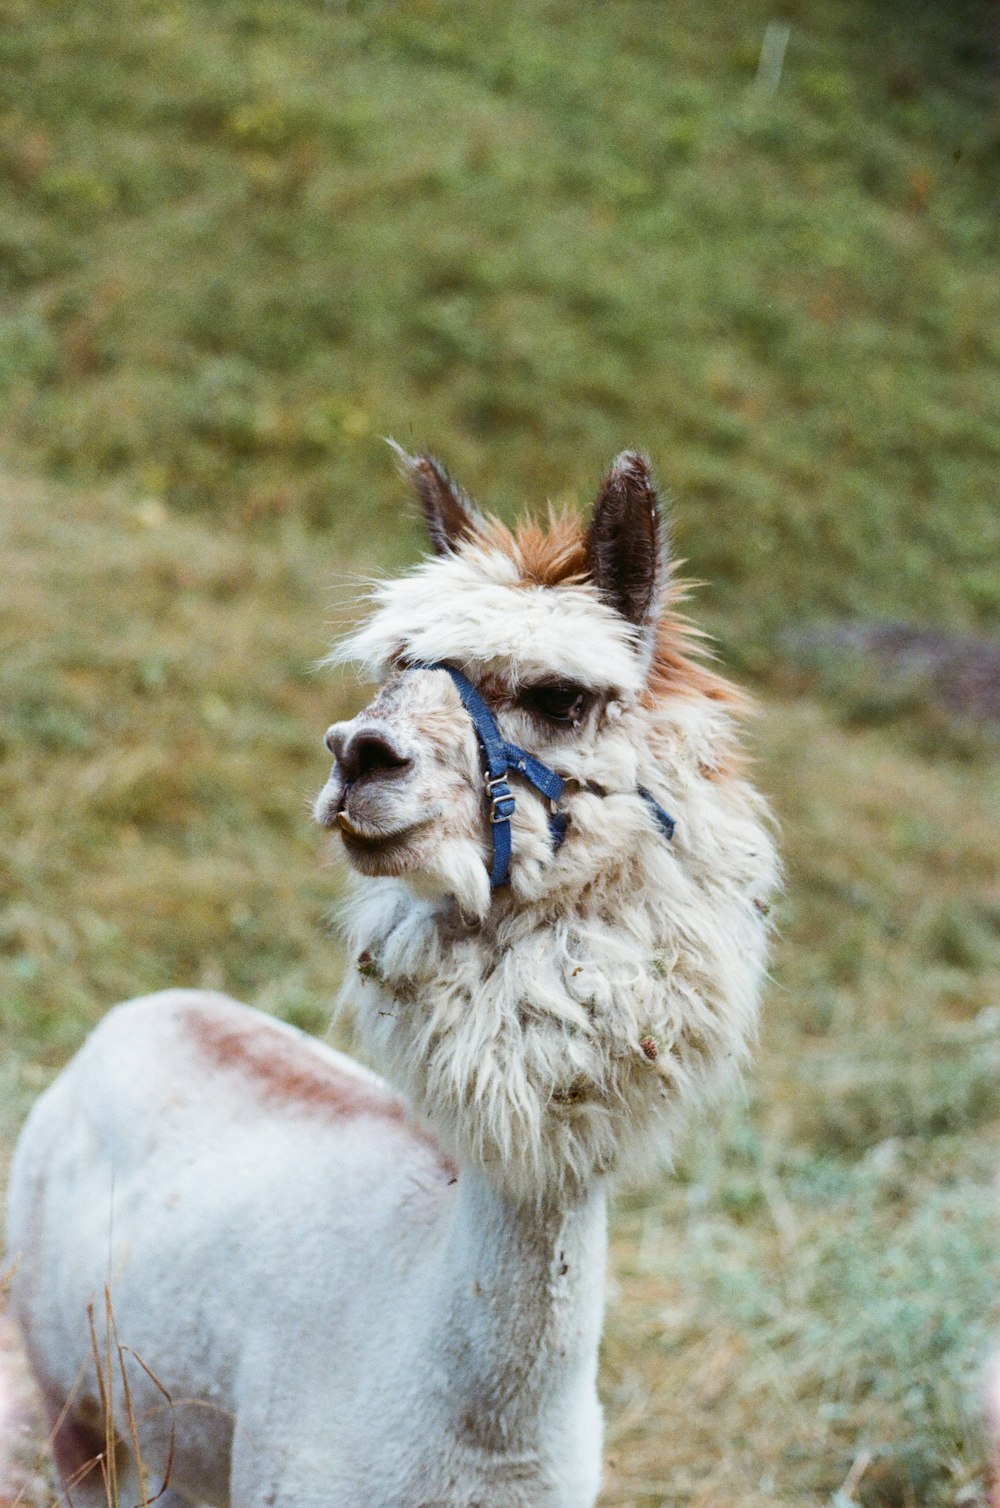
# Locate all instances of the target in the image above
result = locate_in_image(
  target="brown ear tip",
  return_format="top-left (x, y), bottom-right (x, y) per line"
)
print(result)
top-left (421, 454), bottom-right (453, 485)
top-left (608, 450), bottom-right (655, 486)
top-left (384, 438), bottom-right (440, 480)
top-left (393, 444), bottom-right (481, 556)
top-left (385, 440), bottom-right (455, 503)
top-left (384, 436), bottom-right (418, 474)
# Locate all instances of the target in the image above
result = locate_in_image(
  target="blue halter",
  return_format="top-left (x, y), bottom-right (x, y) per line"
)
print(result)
top-left (412, 662), bottom-right (675, 890)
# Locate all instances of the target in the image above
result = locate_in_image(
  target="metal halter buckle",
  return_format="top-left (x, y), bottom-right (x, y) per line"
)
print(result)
top-left (486, 775), bottom-right (514, 824)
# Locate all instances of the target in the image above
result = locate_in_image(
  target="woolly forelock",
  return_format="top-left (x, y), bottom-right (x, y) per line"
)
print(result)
top-left (329, 533), bottom-right (646, 697)
top-left (329, 513), bottom-right (781, 1204)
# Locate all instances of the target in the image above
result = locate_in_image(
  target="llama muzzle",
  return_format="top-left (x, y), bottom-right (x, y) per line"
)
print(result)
top-left (317, 717), bottom-right (427, 838)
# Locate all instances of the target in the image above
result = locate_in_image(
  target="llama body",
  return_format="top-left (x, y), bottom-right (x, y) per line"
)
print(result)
top-left (6, 452), bottom-right (778, 1506)
top-left (10, 992), bottom-right (604, 1506)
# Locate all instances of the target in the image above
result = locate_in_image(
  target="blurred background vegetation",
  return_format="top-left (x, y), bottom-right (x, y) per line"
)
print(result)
top-left (1, 0), bottom-right (998, 1503)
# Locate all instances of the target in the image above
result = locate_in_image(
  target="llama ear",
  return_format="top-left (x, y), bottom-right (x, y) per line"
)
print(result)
top-left (587, 452), bottom-right (667, 631)
top-left (387, 440), bottom-right (483, 556)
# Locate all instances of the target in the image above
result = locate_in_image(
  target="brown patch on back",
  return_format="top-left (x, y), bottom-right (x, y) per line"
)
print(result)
top-left (183, 1005), bottom-right (452, 1169)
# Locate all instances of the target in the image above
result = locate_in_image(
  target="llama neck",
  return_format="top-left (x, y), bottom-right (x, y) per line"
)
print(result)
top-left (426, 1170), bottom-right (607, 1450)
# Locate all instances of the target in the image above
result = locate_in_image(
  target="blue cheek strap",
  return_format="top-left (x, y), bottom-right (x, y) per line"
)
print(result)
top-left (410, 662), bottom-right (674, 891)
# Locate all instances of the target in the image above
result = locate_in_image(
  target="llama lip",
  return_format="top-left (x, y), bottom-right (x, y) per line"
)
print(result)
top-left (338, 823), bottom-right (423, 870)
top-left (335, 807), bottom-right (432, 855)
top-left (340, 826), bottom-right (404, 855)
top-left (336, 810), bottom-right (408, 844)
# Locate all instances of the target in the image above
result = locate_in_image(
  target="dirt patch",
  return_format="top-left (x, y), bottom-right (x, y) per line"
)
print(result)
top-left (0, 1312), bottom-right (49, 1508)
top-left (785, 621), bottom-right (1000, 727)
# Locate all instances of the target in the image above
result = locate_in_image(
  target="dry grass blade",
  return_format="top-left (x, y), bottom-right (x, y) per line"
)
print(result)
top-left (118, 1349), bottom-right (176, 1507)
top-left (106, 1294), bottom-right (145, 1508)
top-left (85, 1302), bottom-right (113, 1508)
top-left (78, 1289), bottom-right (177, 1508)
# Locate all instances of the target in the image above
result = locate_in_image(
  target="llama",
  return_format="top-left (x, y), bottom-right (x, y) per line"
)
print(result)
top-left (5, 450), bottom-right (779, 1508)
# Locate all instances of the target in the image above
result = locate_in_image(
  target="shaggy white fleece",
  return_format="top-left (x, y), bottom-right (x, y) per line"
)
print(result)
top-left (330, 537), bottom-right (780, 1204)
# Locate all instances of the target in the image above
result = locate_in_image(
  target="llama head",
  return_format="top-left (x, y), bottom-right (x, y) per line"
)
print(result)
top-left (315, 450), bottom-right (780, 1202)
top-left (315, 449), bottom-right (673, 919)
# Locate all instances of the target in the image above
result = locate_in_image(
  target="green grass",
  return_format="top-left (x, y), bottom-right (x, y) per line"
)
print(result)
top-left (1, 1), bottom-right (999, 1504)
top-left (1, 0), bottom-right (998, 643)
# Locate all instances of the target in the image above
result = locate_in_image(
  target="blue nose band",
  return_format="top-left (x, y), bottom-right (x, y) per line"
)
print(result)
top-left (411, 662), bottom-right (675, 891)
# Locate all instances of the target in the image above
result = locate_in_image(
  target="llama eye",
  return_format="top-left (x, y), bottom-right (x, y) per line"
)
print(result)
top-left (519, 683), bottom-right (590, 726)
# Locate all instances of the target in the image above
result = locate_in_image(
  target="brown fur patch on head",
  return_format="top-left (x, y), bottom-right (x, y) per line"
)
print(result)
top-left (646, 595), bottom-right (751, 780)
top-left (512, 512), bottom-right (590, 587)
top-left (647, 605), bottom-right (748, 711)
top-left (467, 504), bottom-right (747, 767)
top-left (476, 511), bottom-right (589, 588)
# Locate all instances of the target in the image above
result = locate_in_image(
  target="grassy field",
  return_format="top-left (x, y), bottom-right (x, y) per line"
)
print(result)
top-left (1, 0), bottom-right (999, 1503)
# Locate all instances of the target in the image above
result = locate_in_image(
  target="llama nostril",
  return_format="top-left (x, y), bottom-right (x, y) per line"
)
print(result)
top-left (339, 728), bottom-right (413, 785)
top-left (323, 725), bottom-right (340, 755)
top-left (354, 734), bottom-right (412, 782)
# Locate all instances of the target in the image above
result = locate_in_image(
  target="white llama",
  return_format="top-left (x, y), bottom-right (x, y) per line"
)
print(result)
top-left (6, 450), bottom-right (779, 1508)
